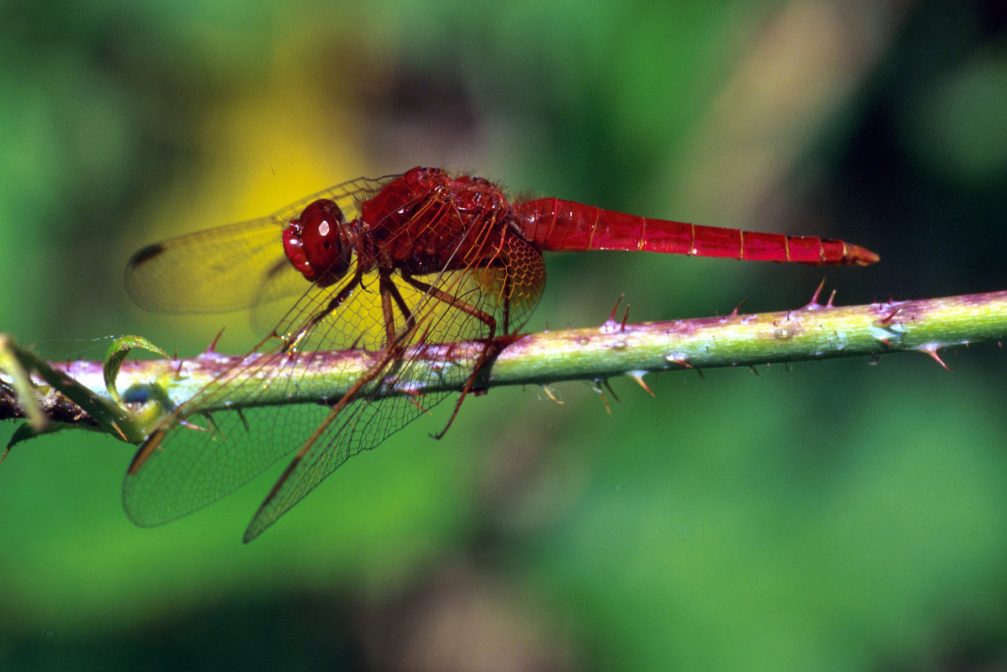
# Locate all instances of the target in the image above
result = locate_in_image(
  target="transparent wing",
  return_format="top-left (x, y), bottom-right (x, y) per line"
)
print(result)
top-left (123, 189), bottom-right (546, 538)
top-left (241, 232), bottom-right (547, 541)
top-left (124, 176), bottom-right (390, 313)
top-left (125, 217), bottom-right (293, 313)
top-left (121, 268), bottom-right (365, 526)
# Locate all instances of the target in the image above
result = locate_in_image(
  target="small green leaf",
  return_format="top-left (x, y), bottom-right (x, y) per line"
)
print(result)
top-left (0, 334), bottom-right (46, 431)
top-left (5, 335), bottom-right (146, 443)
top-left (103, 336), bottom-right (169, 406)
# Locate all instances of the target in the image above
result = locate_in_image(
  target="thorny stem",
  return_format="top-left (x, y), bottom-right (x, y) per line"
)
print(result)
top-left (2, 289), bottom-right (1006, 435)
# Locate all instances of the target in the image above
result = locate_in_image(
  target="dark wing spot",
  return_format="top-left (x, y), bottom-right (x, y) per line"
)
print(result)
top-left (128, 243), bottom-right (166, 269)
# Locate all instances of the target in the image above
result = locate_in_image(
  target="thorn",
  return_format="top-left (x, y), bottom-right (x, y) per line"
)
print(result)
top-left (607, 293), bottom-right (625, 324)
top-left (541, 384), bottom-right (564, 405)
top-left (179, 418), bottom-right (210, 433)
top-left (695, 368), bottom-right (705, 381)
top-left (602, 378), bottom-right (621, 404)
top-left (207, 327), bottom-right (226, 353)
top-left (877, 306), bottom-right (902, 326)
top-left (236, 408), bottom-right (251, 432)
top-left (203, 412), bottom-right (224, 438)
top-left (620, 303), bottom-right (631, 332)
top-left (109, 421), bottom-right (129, 442)
top-left (665, 353), bottom-right (692, 369)
top-left (826, 289), bottom-right (837, 308)
top-left (730, 297), bottom-right (747, 317)
top-left (805, 277), bottom-right (826, 309)
top-left (601, 294), bottom-right (626, 333)
top-left (626, 370), bottom-right (655, 397)
top-left (589, 380), bottom-right (613, 415)
top-left (919, 344), bottom-right (951, 371)
top-left (0, 446), bottom-right (10, 465)
top-left (749, 365), bottom-right (760, 376)
top-left (174, 359), bottom-right (185, 377)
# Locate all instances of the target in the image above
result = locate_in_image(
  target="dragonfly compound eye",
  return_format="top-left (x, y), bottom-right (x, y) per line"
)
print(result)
top-left (283, 199), bottom-right (352, 287)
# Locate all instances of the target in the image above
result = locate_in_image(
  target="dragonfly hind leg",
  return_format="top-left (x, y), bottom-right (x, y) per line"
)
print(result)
top-left (400, 273), bottom-right (500, 440)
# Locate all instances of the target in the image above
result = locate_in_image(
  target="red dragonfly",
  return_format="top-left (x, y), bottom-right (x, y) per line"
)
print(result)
top-left (124, 167), bottom-right (878, 541)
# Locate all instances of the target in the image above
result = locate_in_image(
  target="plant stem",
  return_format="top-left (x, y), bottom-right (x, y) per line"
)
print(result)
top-left (2, 289), bottom-right (1005, 432)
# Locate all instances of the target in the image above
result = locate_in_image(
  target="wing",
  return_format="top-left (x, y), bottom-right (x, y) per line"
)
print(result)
top-left (123, 188), bottom-right (546, 539)
top-left (121, 268), bottom-right (365, 527)
top-left (240, 226), bottom-right (547, 541)
top-left (124, 176), bottom-right (390, 314)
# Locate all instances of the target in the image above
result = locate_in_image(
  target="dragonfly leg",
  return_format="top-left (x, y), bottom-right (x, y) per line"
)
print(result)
top-left (378, 271), bottom-right (418, 344)
top-left (249, 337), bottom-right (409, 540)
top-left (379, 274), bottom-right (397, 344)
top-left (385, 281), bottom-right (416, 334)
top-left (400, 274), bottom-right (497, 335)
top-left (400, 273), bottom-right (498, 440)
top-left (282, 271), bottom-right (363, 354)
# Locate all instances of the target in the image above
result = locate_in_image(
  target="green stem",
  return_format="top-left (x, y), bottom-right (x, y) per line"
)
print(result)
top-left (2, 289), bottom-right (1005, 435)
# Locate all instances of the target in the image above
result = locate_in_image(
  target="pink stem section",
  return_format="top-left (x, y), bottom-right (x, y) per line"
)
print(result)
top-left (516, 198), bottom-right (879, 266)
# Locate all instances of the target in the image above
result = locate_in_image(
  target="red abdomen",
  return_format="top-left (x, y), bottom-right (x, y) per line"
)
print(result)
top-left (515, 198), bottom-right (879, 266)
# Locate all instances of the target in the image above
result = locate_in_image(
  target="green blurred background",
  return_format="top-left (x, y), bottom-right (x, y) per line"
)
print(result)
top-left (2, 0), bottom-right (1007, 669)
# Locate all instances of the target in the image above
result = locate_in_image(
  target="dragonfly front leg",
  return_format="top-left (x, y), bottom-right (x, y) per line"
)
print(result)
top-left (280, 271), bottom-right (363, 354)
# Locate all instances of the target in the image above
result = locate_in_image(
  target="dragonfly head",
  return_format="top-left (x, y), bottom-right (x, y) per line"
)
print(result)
top-left (283, 199), bottom-right (353, 287)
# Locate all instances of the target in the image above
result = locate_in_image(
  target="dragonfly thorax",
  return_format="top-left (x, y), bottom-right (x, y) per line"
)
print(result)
top-left (359, 167), bottom-right (513, 275)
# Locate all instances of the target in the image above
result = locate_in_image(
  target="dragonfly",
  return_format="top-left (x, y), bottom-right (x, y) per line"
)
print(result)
top-left (124, 166), bottom-right (879, 541)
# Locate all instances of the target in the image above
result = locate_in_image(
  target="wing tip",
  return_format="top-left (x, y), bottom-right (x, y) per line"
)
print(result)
top-left (124, 243), bottom-right (168, 310)
top-left (241, 453), bottom-right (306, 543)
